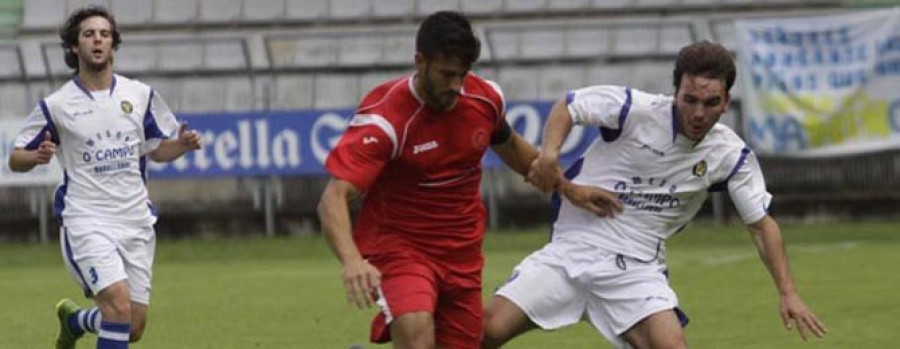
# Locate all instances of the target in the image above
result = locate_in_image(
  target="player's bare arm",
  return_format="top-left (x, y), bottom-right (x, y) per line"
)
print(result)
top-left (528, 98), bottom-right (572, 192)
top-left (747, 215), bottom-right (827, 340)
top-left (556, 180), bottom-right (622, 218)
top-left (317, 178), bottom-right (381, 309)
top-left (8, 131), bottom-right (56, 172)
top-left (149, 124), bottom-right (203, 162)
top-left (492, 132), bottom-right (539, 178)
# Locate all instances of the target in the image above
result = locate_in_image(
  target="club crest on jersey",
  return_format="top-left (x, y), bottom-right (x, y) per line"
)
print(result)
top-left (692, 160), bottom-right (708, 177)
top-left (472, 129), bottom-right (489, 150)
top-left (120, 100), bottom-right (133, 114)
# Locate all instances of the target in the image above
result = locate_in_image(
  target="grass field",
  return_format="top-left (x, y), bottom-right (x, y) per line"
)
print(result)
top-left (1, 221), bottom-right (898, 348)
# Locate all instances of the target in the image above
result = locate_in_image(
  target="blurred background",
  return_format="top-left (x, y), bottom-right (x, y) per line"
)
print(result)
top-left (0, 0), bottom-right (898, 242)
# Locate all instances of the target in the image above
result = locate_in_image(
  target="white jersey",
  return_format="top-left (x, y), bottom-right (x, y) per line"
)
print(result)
top-left (553, 85), bottom-right (772, 261)
top-left (14, 74), bottom-right (178, 227)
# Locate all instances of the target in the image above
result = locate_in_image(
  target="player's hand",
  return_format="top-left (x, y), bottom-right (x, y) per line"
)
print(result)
top-left (177, 123), bottom-right (202, 150)
top-left (342, 258), bottom-right (381, 309)
top-left (558, 180), bottom-right (623, 217)
top-left (779, 292), bottom-right (827, 341)
top-left (34, 130), bottom-right (56, 165)
top-left (526, 154), bottom-right (562, 193)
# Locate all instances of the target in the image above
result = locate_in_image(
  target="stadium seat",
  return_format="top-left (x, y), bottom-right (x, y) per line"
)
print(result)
top-left (460, 0), bottom-right (503, 15)
top-left (591, 0), bottom-right (633, 10)
top-left (329, 0), bottom-right (371, 21)
top-left (539, 65), bottom-right (586, 101)
top-left (180, 78), bottom-right (228, 113)
top-left (0, 47), bottom-right (21, 79)
top-left (223, 77), bottom-right (255, 111)
top-left (110, 0), bottom-right (153, 26)
top-left (485, 30), bottom-right (519, 62)
top-left (629, 61), bottom-right (674, 93)
top-left (67, 0), bottom-right (110, 13)
top-left (712, 19), bottom-right (739, 51)
top-left (370, 0), bottom-right (415, 19)
top-left (358, 71), bottom-right (400, 100)
top-left (416, 0), bottom-right (460, 16)
top-left (380, 33), bottom-right (416, 65)
top-left (313, 74), bottom-right (359, 109)
top-left (272, 74), bottom-right (315, 110)
top-left (42, 45), bottom-right (71, 77)
top-left (154, 0), bottom-right (198, 25)
top-left (504, 0), bottom-right (547, 13)
top-left (0, 83), bottom-right (29, 118)
top-left (285, 0), bottom-right (329, 22)
top-left (22, 0), bottom-right (65, 29)
top-left (243, 0), bottom-right (285, 22)
top-left (520, 30), bottom-right (565, 60)
top-left (141, 77), bottom-right (184, 112)
top-left (496, 67), bottom-right (539, 102)
top-left (680, 0), bottom-right (720, 5)
top-left (565, 27), bottom-right (611, 58)
top-left (114, 44), bottom-right (158, 74)
top-left (613, 25), bottom-right (658, 56)
top-left (546, 0), bottom-right (590, 11)
top-left (659, 24), bottom-right (694, 55)
top-left (158, 42), bottom-right (203, 72)
top-left (338, 36), bottom-right (382, 67)
top-left (198, 0), bottom-right (242, 24)
top-left (292, 36), bottom-right (340, 68)
top-left (204, 41), bottom-right (247, 70)
top-left (635, 0), bottom-right (679, 8)
top-left (585, 63), bottom-right (632, 87)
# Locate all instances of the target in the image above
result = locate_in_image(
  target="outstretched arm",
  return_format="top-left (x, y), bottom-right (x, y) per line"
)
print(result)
top-left (317, 178), bottom-right (380, 309)
top-left (149, 124), bottom-right (202, 162)
top-left (492, 132), bottom-right (539, 177)
top-left (747, 215), bottom-right (827, 340)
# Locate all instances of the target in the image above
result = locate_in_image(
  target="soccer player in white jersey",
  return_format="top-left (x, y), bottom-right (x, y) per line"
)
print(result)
top-left (481, 42), bottom-right (827, 348)
top-left (7, 6), bottom-right (201, 349)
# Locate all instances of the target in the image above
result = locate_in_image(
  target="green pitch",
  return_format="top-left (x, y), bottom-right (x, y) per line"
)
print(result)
top-left (1, 222), bottom-right (898, 348)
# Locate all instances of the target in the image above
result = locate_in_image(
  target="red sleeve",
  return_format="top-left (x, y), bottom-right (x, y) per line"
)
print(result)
top-left (325, 124), bottom-right (393, 192)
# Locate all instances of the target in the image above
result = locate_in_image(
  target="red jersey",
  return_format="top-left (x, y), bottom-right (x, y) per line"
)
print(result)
top-left (326, 73), bottom-right (509, 262)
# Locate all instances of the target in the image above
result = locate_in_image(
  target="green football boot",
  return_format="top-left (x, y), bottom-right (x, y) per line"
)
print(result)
top-left (55, 298), bottom-right (83, 349)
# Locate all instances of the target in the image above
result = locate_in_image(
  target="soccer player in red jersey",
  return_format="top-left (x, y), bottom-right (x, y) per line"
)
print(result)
top-left (317, 11), bottom-right (540, 348)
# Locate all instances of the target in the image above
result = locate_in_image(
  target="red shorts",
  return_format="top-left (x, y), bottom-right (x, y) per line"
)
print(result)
top-left (369, 252), bottom-right (483, 348)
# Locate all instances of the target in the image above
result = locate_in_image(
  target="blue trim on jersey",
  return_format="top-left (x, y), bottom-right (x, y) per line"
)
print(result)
top-left (549, 158), bottom-right (585, 240)
top-left (662, 269), bottom-right (691, 327)
top-left (708, 147), bottom-right (751, 192)
top-left (671, 104), bottom-right (680, 143)
top-left (63, 228), bottom-right (93, 298)
top-left (25, 101), bottom-right (60, 150)
top-left (109, 75), bottom-right (117, 96)
top-left (139, 156), bottom-right (147, 183)
top-left (144, 90), bottom-right (167, 140)
top-left (599, 87), bottom-right (631, 142)
top-left (565, 90), bottom-right (576, 105)
top-left (72, 77), bottom-right (94, 100)
top-left (54, 171), bottom-right (69, 222)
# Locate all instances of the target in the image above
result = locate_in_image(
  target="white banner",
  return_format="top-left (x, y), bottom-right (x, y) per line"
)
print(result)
top-left (0, 119), bottom-right (62, 186)
top-left (736, 8), bottom-right (900, 156)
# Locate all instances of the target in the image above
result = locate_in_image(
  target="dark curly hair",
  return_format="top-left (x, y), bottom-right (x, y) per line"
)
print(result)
top-left (673, 41), bottom-right (736, 94)
top-left (416, 11), bottom-right (480, 66)
top-left (59, 6), bottom-right (121, 72)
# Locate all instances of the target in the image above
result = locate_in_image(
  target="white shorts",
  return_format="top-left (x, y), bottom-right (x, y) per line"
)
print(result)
top-left (495, 240), bottom-right (683, 349)
top-left (60, 223), bottom-right (156, 305)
